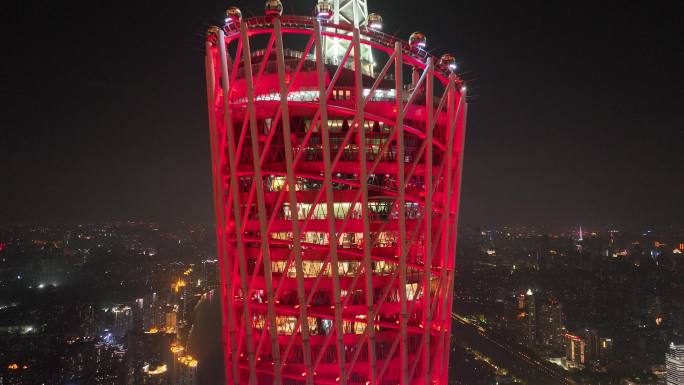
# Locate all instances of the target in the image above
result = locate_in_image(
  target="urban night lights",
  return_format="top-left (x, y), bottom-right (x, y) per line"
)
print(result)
top-left (205, 1), bottom-right (467, 384)
top-left (1, 1), bottom-right (682, 385)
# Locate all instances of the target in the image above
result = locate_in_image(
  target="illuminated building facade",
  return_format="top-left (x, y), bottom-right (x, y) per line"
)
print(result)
top-left (565, 334), bottom-right (586, 367)
top-left (667, 343), bottom-right (684, 385)
top-left (538, 297), bottom-right (563, 348)
top-left (205, 1), bottom-right (467, 384)
top-left (177, 355), bottom-right (199, 385)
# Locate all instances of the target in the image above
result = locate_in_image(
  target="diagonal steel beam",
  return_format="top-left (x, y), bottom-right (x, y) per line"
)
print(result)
top-left (218, 28), bottom-right (252, 385)
top-left (273, 18), bottom-right (315, 385)
top-left (442, 91), bottom-right (468, 378)
top-left (352, 27), bottom-right (378, 385)
top-left (394, 41), bottom-right (410, 385)
top-left (319, 26), bottom-right (355, 384)
top-left (241, 27), bottom-right (285, 385)
top-left (437, 76), bottom-right (463, 381)
top-left (236, 35), bottom-right (318, 365)
top-left (262, 28), bottom-right (356, 379)
top-left (206, 40), bottom-right (234, 385)
top-left (422, 57), bottom-right (434, 385)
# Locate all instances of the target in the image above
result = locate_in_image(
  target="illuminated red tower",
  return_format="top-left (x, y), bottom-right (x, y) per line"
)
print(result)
top-left (205, 2), bottom-right (467, 384)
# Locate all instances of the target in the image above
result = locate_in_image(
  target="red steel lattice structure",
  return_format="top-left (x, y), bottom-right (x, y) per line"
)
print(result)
top-left (205, 10), bottom-right (467, 385)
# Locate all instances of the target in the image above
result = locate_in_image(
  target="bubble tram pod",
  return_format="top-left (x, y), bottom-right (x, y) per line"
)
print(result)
top-left (205, 1), bottom-right (467, 384)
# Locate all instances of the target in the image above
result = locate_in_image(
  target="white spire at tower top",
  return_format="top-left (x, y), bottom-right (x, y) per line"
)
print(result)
top-left (579, 226), bottom-right (584, 241)
top-left (320, 0), bottom-right (374, 74)
top-left (332, 0), bottom-right (369, 27)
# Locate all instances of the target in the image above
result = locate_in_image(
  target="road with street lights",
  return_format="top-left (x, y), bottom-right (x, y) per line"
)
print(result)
top-left (452, 313), bottom-right (574, 385)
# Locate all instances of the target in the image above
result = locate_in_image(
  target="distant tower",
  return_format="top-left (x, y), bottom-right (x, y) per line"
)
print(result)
top-left (576, 226), bottom-right (584, 252)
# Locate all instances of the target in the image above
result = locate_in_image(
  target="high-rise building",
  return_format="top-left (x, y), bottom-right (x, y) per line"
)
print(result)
top-left (565, 333), bottom-right (586, 367)
top-left (597, 337), bottom-right (613, 362)
top-left (524, 289), bottom-right (536, 343)
top-left (111, 304), bottom-right (133, 341)
top-left (581, 328), bottom-right (613, 365)
top-left (205, 1), bottom-right (468, 384)
top-left (165, 311), bottom-right (178, 334)
top-left (667, 343), bottom-right (684, 385)
top-left (126, 331), bottom-right (173, 385)
top-left (177, 355), bottom-right (199, 385)
top-left (671, 299), bottom-right (684, 339)
top-left (515, 289), bottom-right (536, 345)
top-left (202, 259), bottom-right (219, 288)
top-left (565, 328), bottom-right (613, 367)
top-left (538, 297), bottom-right (563, 348)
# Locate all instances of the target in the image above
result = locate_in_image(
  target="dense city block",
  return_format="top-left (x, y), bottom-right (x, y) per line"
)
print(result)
top-left (1, 223), bottom-right (682, 384)
top-left (0, 223), bottom-right (216, 385)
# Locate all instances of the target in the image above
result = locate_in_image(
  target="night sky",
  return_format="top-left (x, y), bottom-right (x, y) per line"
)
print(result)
top-left (1, 0), bottom-right (682, 228)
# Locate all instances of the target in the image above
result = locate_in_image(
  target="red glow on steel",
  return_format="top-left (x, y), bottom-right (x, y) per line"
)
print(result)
top-left (206, 15), bottom-right (467, 385)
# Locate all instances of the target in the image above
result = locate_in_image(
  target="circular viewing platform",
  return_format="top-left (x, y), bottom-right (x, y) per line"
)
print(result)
top-left (217, 15), bottom-right (463, 87)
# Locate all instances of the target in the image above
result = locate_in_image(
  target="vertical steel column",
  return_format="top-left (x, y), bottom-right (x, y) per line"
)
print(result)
top-left (423, 58), bottom-right (434, 385)
top-left (394, 41), bottom-right (409, 385)
top-left (352, 0), bottom-right (359, 27)
top-left (274, 19), bottom-right (315, 385)
top-left (235, 33), bottom-right (279, 364)
top-left (237, 24), bottom-right (261, 385)
top-left (333, 0), bottom-right (341, 24)
top-left (437, 76), bottom-right (460, 383)
top-left (330, 0), bottom-right (342, 59)
top-left (450, 99), bottom-right (468, 272)
top-left (243, 27), bottom-right (284, 385)
top-left (442, 89), bottom-right (468, 383)
top-left (352, 27), bottom-right (377, 384)
top-left (309, 45), bottom-right (397, 382)
top-left (216, 30), bottom-right (242, 385)
top-left (320, 23), bottom-right (349, 385)
top-left (205, 40), bottom-right (232, 385)
top-left (274, 38), bottom-right (355, 377)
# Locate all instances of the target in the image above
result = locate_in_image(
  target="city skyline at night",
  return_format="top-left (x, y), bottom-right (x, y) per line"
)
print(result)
top-left (1, 0), bottom-right (682, 228)
top-left (1, 1), bottom-right (683, 385)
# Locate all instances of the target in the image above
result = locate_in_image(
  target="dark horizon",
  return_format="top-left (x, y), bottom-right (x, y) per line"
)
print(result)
top-left (2, 0), bottom-right (682, 228)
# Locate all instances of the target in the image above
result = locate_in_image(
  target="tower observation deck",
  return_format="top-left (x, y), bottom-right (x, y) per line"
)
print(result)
top-left (205, 2), bottom-right (468, 385)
